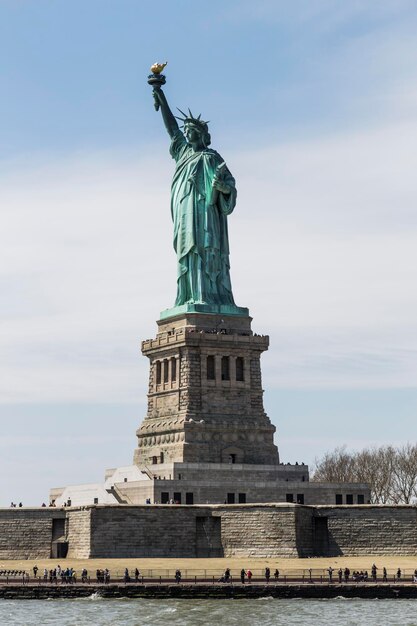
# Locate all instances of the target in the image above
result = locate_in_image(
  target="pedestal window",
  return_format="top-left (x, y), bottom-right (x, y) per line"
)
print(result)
top-left (236, 357), bottom-right (244, 381)
top-left (207, 355), bottom-right (215, 380)
top-left (156, 361), bottom-right (161, 385)
top-left (221, 356), bottom-right (230, 381)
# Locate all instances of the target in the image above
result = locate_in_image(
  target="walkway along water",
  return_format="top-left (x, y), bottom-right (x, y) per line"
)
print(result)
top-left (2, 578), bottom-right (417, 600)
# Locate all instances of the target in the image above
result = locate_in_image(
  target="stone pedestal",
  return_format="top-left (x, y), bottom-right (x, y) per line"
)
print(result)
top-left (133, 312), bottom-right (279, 468)
top-left (51, 314), bottom-right (370, 509)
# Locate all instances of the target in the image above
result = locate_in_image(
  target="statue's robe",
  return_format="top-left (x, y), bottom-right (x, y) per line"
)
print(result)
top-left (170, 130), bottom-right (236, 306)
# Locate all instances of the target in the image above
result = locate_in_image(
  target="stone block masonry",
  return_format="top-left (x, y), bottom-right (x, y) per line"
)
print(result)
top-left (0, 509), bottom-right (66, 559)
top-left (2, 504), bottom-right (417, 559)
top-left (66, 509), bottom-right (92, 559)
top-left (86, 504), bottom-right (304, 559)
top-left (220, 507), bottom-right (299, 558)
top-left (4, 583), bottom-right (417, 600)
top-left (315, 505), bottom-right (417, 556)
top-left (89, 506), bottom-right (203, 558)
top-left (135, 312), bottom-right (279, 468)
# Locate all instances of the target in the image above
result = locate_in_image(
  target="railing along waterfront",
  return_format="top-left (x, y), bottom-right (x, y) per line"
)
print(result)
top-left (1, 568), bottom-right (417, 585)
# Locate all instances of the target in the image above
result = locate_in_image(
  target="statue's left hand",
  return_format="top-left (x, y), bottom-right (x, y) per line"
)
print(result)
top-left (212, 175), bottom-right (231, 194)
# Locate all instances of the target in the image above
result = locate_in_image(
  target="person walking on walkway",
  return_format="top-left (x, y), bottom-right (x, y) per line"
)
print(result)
top-left (240, 569), bottom-right (245, 584)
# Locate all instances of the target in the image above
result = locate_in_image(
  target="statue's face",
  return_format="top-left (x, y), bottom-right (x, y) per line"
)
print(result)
top-left (185, 124), bottom-right (203, 147)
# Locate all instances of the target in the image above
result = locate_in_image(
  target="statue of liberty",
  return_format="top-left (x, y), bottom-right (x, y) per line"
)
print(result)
top-left (150, 70), bottom-right (240, 313)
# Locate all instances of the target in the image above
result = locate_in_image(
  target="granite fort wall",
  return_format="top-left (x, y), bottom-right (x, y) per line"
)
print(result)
top-left (220, 505), bottom-right (299, 557)
top-left (2, 504), bottom-right (417, 559)
top-left (81, 504), bottom-right (302, 559)
top-left (295, 506), bottom-right (315, 557)
top-left (87, 506), bottom-right (215, 558)
top-left (0, 509), bottom-right (66, 559)
top-left (66, 509), bottom-right (92, 559)
top-left (314, 505), bottom-right (417, 556)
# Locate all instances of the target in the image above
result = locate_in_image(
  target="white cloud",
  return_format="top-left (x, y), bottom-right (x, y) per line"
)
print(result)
top-left (231, 119), bottom-right (417, 388)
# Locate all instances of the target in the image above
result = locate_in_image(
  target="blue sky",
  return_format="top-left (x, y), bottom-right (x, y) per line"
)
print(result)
top-left (1, 0), bottom-right (417, 505)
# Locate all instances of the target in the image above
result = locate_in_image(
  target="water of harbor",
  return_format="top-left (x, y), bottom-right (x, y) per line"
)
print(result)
top-left (1, 597), bottom-right (417, 625)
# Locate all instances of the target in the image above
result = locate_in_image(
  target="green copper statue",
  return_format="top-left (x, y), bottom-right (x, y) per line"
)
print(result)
top-left (149, 65), bottom-right (244, 315)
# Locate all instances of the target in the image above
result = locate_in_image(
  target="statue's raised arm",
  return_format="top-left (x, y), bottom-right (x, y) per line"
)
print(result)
top-left (152, 87), bottom-right (179, 139)
top-left (147, 62), bottom-right (178, 138)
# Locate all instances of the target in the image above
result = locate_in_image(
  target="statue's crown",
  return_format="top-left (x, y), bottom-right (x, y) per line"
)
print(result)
top-left (175, 108), bottom-right (209, 131)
